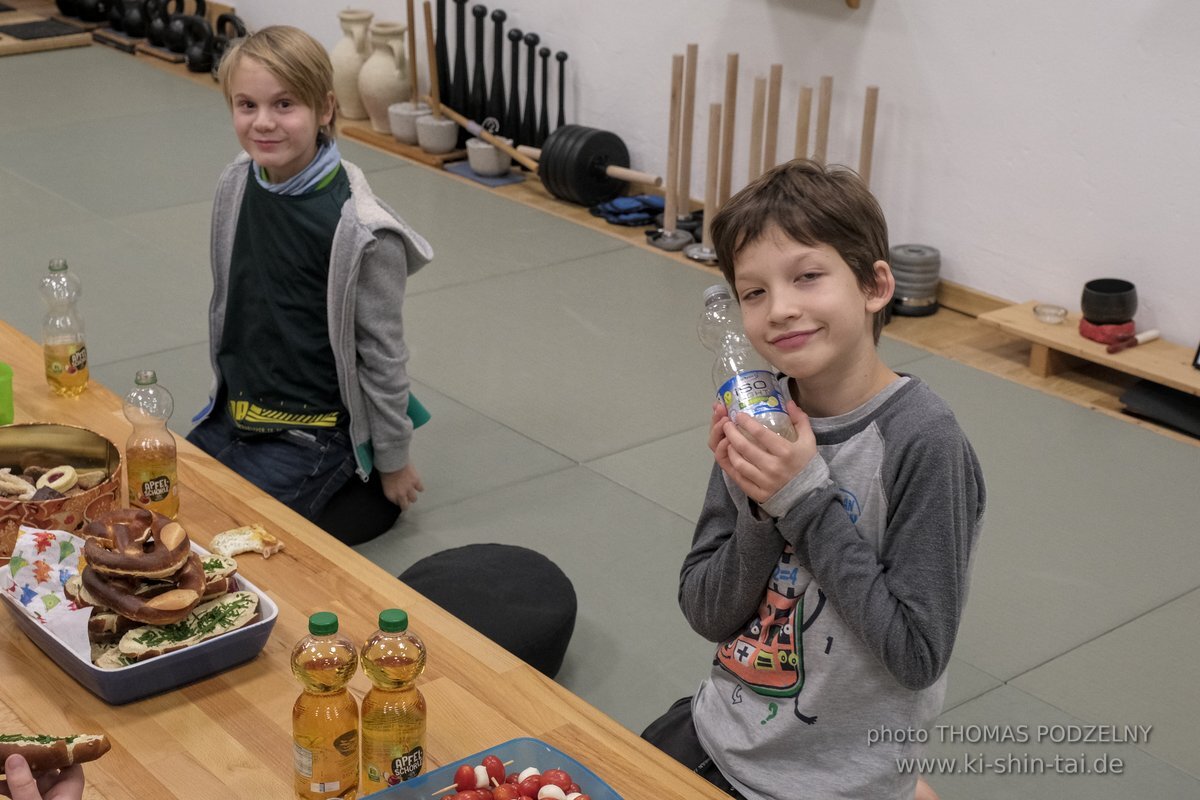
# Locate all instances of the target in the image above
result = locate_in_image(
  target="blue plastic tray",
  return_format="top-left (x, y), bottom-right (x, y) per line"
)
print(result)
top-left (363, 737), bottom-right (623, 799)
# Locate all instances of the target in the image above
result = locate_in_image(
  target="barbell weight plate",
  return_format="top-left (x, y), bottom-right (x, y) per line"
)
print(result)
top-left (570, 128), bottom-right (629, 207)
top-left (559, 125), bottom-right (597, 205)
top-left (541, 124), bottom-right (583, 204)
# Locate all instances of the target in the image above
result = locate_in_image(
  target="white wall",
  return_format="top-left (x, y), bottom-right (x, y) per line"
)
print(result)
top-left (239, 0), bottom-right (1200, 347)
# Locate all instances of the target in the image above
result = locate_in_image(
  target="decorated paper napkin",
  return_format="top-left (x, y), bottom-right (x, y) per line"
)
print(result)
top-left (1, 526), bottom-right (93, 659)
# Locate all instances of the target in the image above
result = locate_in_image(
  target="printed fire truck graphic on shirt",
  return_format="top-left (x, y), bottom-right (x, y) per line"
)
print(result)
top-left (716, 546), bottom-right (824, 698)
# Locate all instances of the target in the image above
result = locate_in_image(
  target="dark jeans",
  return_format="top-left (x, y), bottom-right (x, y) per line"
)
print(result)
top-left (642, 697), bottom-right (746, 798)
top-left (187, 411), bottom-right (356, 521)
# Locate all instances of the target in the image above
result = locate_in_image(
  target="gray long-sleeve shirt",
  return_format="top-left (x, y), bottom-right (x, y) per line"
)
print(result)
top-left (681, 376), bottom-right (986, 800)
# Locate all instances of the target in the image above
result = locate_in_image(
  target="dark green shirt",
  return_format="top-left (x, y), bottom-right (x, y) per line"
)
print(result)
top-left (218, 163), bottom-right (352, 432)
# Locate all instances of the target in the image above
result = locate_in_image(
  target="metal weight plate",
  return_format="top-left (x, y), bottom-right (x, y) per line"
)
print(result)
top-left (570, 128), bottom-right (629, 207)
top-left (539, 124), bottom-right (579, 203)
top-left (557, 125), bottom-right (594, 204)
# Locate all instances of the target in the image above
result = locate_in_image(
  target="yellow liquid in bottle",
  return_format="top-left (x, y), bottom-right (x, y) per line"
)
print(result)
top-left (360, 649), bottom-right (427, 792)
top-left (43, 342), bottom-right (88, 397)
top-left (292, 643), bottom-right (359, 800)
top-left (126, 439), bottom-right (179, 519)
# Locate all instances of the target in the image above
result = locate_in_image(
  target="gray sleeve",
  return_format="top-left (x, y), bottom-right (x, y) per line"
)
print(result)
top-left (776, 416), bottom-right (985, 690)
top-left (679, 463), bottom-right (790, 642)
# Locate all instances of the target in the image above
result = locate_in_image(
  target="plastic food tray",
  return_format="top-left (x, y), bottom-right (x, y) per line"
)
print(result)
top-left (362, 737), bottom-right (623, 799)
top-left (1, 544), bottom-right (278, 705)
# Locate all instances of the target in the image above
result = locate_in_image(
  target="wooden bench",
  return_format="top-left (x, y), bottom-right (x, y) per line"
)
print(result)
top-left (978, 300), bottom-right (1200, 398)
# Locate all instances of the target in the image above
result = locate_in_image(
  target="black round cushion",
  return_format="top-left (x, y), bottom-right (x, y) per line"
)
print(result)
top-left (398, 544), bottom-right (576, 678)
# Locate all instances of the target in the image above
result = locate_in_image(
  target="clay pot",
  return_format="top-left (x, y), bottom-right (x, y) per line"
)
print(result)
top-left (466, 136), bottom-right (512, 176)
top-left (416, 114), bottom-right (457, 154)
top-left (357, 22), bottom-right (410, 134)
top-left (389, 101), bottom-right (431, 144)
top-left (1081, 278), bottom-right (1137, 324)
top-left (330, 9), bottom-right (373, 121)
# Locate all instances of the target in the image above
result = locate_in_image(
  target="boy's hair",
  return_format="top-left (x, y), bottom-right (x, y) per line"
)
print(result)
top-left (217, 25), bottom-right (337, 142)
top-left (711, 159), bottom-right (890, 342)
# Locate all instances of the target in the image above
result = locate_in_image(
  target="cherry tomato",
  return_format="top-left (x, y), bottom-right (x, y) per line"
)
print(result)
top-left (506, 772), bottom-right (521, 784)
top-left (565, 784), bottom-right (581, 795)
top-left (482, 754), bottom-right (506, 786)
top-left (542, 770), bottom-right (572, 791)
top-left (575, 796), bottom-right (593, 800)
top-left (518, 776), bottom-right (542, 798)
top-left (492, 786), bottom-right (522, 800)
top-left (455, 764), bottom-right (477, 792)
top-left (478, 790), bottom-right (495, 800)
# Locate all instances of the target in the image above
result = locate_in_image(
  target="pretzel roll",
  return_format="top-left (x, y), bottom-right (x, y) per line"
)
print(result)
top-left (83, 509), bottom-right (190, 579)
top-left (81, 553), bottom-right (206, 625)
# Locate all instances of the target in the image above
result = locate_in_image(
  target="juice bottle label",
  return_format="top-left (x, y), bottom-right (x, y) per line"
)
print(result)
top-left (718, 370), bottom-right (787, 420)
top-left (294, 729), bottom-right (357, 795)
top-left (128, 466), bottom-right (178, 518)
top-left (364, 743), bottom-right (423, 787)
top-left (43, 343), bottom-right (88, 395)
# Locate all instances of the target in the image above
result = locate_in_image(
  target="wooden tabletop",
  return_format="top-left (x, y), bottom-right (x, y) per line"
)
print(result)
top-left (0, 319), bottom-right (723, 800)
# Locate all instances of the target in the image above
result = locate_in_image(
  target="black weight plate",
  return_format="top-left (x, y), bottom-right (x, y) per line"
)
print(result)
top-left (543, 124), bottom-right (585, 204)
top-left (558, 125), bottom-right (594, 205)
top-left (572, 129), bottom-right (629, 207)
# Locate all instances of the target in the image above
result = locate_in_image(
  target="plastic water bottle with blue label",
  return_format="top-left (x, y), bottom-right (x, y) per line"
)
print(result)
top-left (699, 285), bottom-right (797, 441)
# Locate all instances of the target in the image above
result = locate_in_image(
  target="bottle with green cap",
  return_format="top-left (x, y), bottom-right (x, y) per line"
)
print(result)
top-left (360, 608), bottom-right (427, 791)
top-left (291, 611), bottom-right (359, 800)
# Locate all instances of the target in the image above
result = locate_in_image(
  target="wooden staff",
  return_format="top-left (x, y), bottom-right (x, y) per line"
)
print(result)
top-left (747, 76), bottom-right (766, 181)
top-left (794, 85), bottom-right (812, 160)
top-left (426, 97), bottom-right (539, 171)
top-left (702, 102), bottom-right (721, 248)
top-left (422, 1), bottom-right (443, 119)
top-left (718, 52), bottom-right (738, 208)
top-left (859, 85), bottom-right (879, 187)
top-left (763, 63), bottom-right (782, 170)
top-left (678, 42), bottom-right (698, 216)
top-left (814, 75), bottom-right (832, 164)
top-left (407, 0), bottom-right (419, 105)
top-left (661, 53), bottom-right (685, 233)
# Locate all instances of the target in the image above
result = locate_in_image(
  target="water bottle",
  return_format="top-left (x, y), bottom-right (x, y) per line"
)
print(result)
top-left (123, 370), bottom-right (179, 519)
top-left (292, 612), bottom-right (360, 800)
top-left (360, 608), bottom-right (427, 792)
top-left (699, 285), bottom-right (796, 440)
top-left (39, 258), bottom-right (89, 397)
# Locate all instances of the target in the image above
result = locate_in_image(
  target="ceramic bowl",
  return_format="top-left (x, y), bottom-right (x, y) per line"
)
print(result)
top-left (415, 114), bottom-right (458, 154)
top-left (388, 101), bottom-right (431, 145)
top-left (1081, 278), bottom-right (1137, 324)
top-left (1033, 304), bottom-right (1067, 324)
top-left (0, 423), bottom-right (122, 559)
top-left (465, 136), bottom-right (513, 177)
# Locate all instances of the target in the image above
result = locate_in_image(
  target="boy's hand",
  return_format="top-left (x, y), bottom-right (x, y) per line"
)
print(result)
top-left (381, 464), bottom-right (425, 511)
top-left (711, 400), bottom-right (816, 503)
top-left (1, 755), bottom-right (84, 800)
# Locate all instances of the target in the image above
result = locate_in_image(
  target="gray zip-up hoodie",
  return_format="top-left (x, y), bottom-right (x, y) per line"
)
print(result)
top-left (197, 153), bottom-right (433, 478)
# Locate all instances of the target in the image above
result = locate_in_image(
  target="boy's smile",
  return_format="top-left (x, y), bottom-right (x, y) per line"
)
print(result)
top-left (733, 226), bottom-right (896, 416)
top-left (228, 58), bottom-right (333, 183)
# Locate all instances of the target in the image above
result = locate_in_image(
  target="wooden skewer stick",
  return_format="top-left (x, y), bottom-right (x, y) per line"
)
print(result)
top-left (677, 43), bottom-right (698, 217)
top-left (794, 85), bottom-right (813, 160)
top-left (717, 53), bottom-right (738, 208)
top-left (858, 85), bottom-right (879, 187)
top-left (747, 76), bottom-right (766, 182)
top-left (407, 0), bottom-right (419, 105)
top-left (702, 102), bottom-right (721, 248)
top-left (424, 97), bottom-right (540, 171)
top-left (432, 760), bottom-right (516, 795)
top-left (661, 53), bottom-right (685, 233)
top-left (763, 63), bottom-right (782, 170)
top-left (422, 1), bottom-right (443, 119)
top-left (814, 75), bottom-right (832, 164)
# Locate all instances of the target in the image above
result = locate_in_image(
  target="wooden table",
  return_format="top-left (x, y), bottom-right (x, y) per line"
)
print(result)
top-left (979, 300), bottom-right (1200, 397)
top-left (0, 319), bottom-right (723, 800)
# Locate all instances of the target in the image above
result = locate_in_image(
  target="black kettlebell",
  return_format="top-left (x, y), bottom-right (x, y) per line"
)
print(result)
top-left (209, 13), bottom-right (247, 80)
top-left (74, 0), bottom-right (109, 22)
top-left (145, 0), bottom-right (179, 47)
top-left (184, 15), bottom-right (214, 73)
top-left (123, 0), bottom-right (149, 37)
top-left (55, 0), bottom-right (80, 18)
top-left (107, 0), bottom-right (125, 30)
top-left (165, 0), bottom-right (204, 53)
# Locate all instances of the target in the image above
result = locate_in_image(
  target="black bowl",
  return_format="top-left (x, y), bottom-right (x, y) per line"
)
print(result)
top-left (1081, 278), bottom-right (1137, 324)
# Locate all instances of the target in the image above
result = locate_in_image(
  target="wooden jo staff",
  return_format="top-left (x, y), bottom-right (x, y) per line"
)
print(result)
top-left (407, 0), bottom-right (420, 106)
top-left (859, 85), bottom-right (879, 187)
top-left (422, 0), bottom-right (444, 121)
top-left (794, 85), bottom-right (813, 160)
top-left (677, 43), bottom-right (699, 219)
top-left (717, 53), bottom-right (738, 208)
top-left (763, 63), bottom-right (782, 170)
top-left (813, 75), bottom-right (832, 164)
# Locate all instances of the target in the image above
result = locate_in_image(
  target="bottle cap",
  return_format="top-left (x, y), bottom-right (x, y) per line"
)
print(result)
top-left (135, 370), bottom-right (158, 386)
top-left (309, 611), bottom-right (339, 635)
top-left (703, 284), bottom-right (731, 304)
top-left (48, 258), bottom-right (68, 272)
top-left (378, 608), bottom-right (408, 632)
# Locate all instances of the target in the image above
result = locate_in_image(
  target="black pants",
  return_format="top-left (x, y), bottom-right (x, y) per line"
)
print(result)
top-left (641, 697), bottom-right (746, 798)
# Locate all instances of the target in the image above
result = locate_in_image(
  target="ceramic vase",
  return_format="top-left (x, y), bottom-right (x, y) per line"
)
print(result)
top-left (330, 9), bottom-right (373, 121)
top-left (357, 22), bottom-right (410, 134)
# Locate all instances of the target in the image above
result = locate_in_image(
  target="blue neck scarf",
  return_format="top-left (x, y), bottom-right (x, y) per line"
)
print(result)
top-left (254, 139), bottom-right (342, 195)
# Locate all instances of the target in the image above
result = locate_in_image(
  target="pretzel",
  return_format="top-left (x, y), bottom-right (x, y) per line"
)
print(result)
top-left (81, 552), bottom-right (206, 626)
top-left (83, 509), bottom-right (190, 580)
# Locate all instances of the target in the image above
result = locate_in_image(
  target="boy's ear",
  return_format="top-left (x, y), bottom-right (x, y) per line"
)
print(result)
top-left (865, 259), bottom-right (895, 313)
top-left (319, 91), bottom-right (336, 127)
